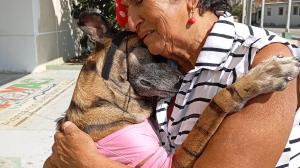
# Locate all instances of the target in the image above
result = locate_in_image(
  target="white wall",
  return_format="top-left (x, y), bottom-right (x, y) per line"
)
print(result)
top-left (0, 0), bottom-right (81, 73)
top-left (290, 3), bottom-right (300, 26)
top-left (33, 0), bottom-right (81, 66)
top-left (0, 0), bottom-right (37, 72)
top-left (265, 3), bottom-right (288, 26)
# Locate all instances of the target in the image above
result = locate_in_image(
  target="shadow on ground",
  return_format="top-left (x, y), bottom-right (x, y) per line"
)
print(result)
top-left (0, 73), bottom-right (28, 86)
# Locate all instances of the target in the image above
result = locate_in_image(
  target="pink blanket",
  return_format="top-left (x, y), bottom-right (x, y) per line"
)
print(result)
top-left (95, 119), bottom-right (173, 168)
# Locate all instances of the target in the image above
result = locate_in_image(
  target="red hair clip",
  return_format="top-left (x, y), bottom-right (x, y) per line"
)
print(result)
top-left (116, 0), bottom-right (128, 27)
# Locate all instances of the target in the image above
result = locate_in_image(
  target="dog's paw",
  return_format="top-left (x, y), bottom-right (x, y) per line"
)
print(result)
top-left (248, 55), bottom-right (300, 94)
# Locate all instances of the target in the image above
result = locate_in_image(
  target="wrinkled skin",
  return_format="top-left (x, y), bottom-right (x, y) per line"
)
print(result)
top-left (125, 0), bottom-right (216, 72)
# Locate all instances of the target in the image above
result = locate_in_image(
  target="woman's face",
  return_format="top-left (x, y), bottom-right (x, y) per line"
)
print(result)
top-left (125, 0), bottom-right (190, 58)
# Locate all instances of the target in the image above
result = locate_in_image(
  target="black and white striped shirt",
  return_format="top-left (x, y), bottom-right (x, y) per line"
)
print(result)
top-left (155, 12), bottom-right (300, 167)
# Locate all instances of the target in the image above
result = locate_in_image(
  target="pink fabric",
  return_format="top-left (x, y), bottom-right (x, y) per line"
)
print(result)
top-left (95, 119), bottom-right (173, 168)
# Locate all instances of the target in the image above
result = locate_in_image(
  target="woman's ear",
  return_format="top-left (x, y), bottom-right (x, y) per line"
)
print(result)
top-left (187, 0), bottom-right (199, 10)
top-left (77, 12), bottom-right (110, 44)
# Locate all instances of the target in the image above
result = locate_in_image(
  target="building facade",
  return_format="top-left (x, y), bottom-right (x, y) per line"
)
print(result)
top-left (255, 0), bottom-right (300, 27)
top-left (0, 0), bottom-right (81, 73)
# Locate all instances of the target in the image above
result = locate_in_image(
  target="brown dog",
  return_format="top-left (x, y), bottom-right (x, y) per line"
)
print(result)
top-left (44, 12), bottom-right (300, 168)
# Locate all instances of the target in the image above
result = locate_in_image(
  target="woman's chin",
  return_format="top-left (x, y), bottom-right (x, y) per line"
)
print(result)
top-left (146, 42), bottom-right (165, 56)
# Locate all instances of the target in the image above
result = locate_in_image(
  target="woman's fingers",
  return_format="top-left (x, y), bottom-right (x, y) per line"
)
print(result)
top-left (54, 131), bottom-right (63, 142)
top-left (51, 142), bottom-right (56, 153)
top-left (49, 121), bottom-right (103, 167)
top-left (61, 121), bottom-right (80, 135)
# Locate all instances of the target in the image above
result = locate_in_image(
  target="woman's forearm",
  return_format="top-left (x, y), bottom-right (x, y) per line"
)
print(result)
top-left (194, 81), bottom-right (297, 167)
top-left (194, 44), bottom-right (297, 168)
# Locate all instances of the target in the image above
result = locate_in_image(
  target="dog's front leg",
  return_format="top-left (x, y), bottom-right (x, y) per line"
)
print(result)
top-left (172, 56), bottom-right (300, 168)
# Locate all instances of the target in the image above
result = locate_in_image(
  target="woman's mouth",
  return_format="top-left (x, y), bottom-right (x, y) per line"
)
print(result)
top-left (140, 31), bottom-right (154, 41)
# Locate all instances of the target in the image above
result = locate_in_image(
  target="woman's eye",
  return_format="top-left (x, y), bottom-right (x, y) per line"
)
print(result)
top-left (136, 0), bottom-right (143, 5)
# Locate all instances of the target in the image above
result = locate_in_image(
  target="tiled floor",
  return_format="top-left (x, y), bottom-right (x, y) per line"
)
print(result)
top-left (0, 70), bottom-right (80, 168)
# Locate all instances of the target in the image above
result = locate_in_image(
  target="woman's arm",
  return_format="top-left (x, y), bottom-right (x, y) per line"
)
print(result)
top-left (48, 121), bottom-right (128, 168)
top-left (194, 43), bottom-right (298, 168)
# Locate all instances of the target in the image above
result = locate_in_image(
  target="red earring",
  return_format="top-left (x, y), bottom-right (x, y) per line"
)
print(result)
top-left (187, 8), bottom-right (196, 25)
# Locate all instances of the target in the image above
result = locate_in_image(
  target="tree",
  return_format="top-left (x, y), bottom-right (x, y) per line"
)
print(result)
top-left (231, 2), bottom-right (243, 22)
top-left (70, 0), bottom-right (119, 60)
top-left (72, 0), bottom-right (119, 29)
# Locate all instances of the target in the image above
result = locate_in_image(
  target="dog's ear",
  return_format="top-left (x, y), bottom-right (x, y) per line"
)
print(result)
top-left (78, 12), bottom-right (110, 44)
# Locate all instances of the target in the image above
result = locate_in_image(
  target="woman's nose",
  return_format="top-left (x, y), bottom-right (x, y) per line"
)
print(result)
top-left (126, 10), bottom-right (143, 32)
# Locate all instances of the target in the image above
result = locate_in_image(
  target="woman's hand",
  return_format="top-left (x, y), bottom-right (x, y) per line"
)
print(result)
top-left (47, 121), bottom-right (128, 168)
top-left (47, 121), bottom-right (99, 168)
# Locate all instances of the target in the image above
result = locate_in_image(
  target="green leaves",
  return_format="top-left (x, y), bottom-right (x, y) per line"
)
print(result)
top-left (72, 0), bottom-right (119, 29)
top-left (71, 0), bottom-right (121, 58)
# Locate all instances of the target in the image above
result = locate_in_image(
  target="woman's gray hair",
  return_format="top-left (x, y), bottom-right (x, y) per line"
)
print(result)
top-left (198, 0), bottom-right (231, 15)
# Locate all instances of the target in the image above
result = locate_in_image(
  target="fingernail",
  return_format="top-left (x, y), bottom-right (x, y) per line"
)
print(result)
top-left (287, 76), bottom-right (294, 81)
top-left (62, 121), bottom-right (72, 131)
top-left (277, 55), bottom-right (284, 58)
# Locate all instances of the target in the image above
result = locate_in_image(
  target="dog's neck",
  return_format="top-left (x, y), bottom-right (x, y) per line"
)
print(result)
top-left (94, 36), bottom-right (153, 121)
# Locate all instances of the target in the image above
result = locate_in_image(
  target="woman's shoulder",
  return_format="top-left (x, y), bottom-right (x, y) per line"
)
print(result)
top-left (233, 23), bottom-right (276, 41)
top-left (251, 43), bottom-right (293, 67)
top-left (231, 23), bottom-right (299, 65)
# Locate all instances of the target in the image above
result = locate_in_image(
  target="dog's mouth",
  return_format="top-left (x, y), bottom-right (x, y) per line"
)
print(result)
top-left (154, 89), bottom-right (178, 98)
top-left (135, 86), bottom-right (178, 98)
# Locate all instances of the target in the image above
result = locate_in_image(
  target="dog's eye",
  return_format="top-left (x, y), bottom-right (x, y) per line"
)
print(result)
top-left (140, 79), bottom-right (152, 87)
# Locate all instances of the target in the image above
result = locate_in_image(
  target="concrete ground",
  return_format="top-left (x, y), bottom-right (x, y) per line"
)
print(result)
top-left (0, 70), bottom-right (80, 168)
top-left (265, 27), bottom-right (300, 38)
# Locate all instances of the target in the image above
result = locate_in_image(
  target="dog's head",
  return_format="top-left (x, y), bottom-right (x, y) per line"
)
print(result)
top-left (78, 12), bottom-right (183, 99)
top-left (128, 47), bottom-right (183, 98)
top-left (77, 12), bottom-right (114, 44)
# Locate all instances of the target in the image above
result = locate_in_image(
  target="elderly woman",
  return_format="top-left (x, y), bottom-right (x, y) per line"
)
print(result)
top-left (49, 0), bottom-right (300, 167)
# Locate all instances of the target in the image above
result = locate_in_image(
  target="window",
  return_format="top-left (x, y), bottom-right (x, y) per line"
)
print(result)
top-left (293, 6), bottom-right (298, 15)
top-left (267, 8), bottom-right (272, 16)
top-left (278, 7), bottom-right (284, 15)
top-left (258, 10), bottom-right (261, 19)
